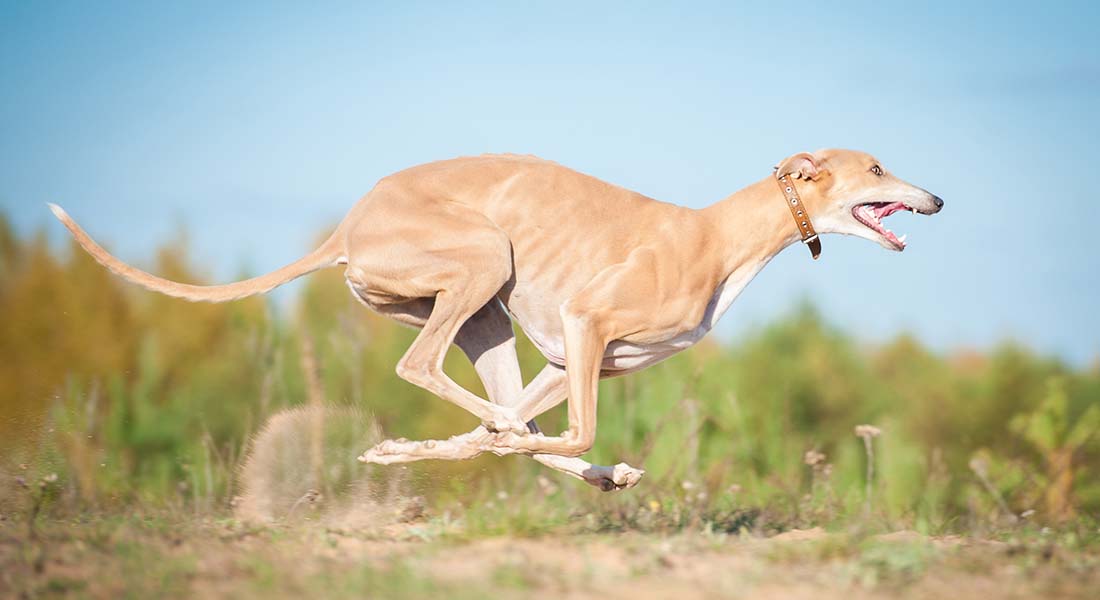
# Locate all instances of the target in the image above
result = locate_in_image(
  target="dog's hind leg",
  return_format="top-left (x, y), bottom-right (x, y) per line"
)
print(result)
top-left (356, 299), bottom-right (526, 463)
top-left (453, 299), bottom-right (525, 410)
top-left (344, 199), bottom-right (528, 434)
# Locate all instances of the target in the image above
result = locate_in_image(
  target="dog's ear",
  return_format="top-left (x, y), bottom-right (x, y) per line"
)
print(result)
top-left (774, 152), bottom-right (823, 181)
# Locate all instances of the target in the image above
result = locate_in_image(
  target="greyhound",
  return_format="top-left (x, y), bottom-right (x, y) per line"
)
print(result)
top-left (50, 149), bottom-right (943, 491)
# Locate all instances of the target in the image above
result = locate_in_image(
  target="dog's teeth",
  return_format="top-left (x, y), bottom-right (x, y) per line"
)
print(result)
top-left (898, 234), bottom-right (908, 244)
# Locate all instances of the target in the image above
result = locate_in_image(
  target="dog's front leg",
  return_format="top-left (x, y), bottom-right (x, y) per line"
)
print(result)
top-left (487, 249), bottom-right (661, 491)
top-left (361, 299), bottom-right (645, 490)
top-left (509, 368), bottom-right (643, 491)
top-left (531, 453), bottom-right (645, 492)
top-left (488, 302), bottom-right (610, 458)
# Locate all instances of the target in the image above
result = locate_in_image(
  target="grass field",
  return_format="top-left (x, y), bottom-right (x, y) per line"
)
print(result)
top-left (2, 217), bottom-right (1099, 597)
top-left (4, 509), bottom-right (1099, 598)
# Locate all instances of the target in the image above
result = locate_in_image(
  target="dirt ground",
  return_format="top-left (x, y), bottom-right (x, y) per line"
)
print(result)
top-left (3, 516), bottom-right (1098, 599)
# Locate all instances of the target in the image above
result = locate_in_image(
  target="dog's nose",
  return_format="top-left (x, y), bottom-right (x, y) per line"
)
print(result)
top-left (931, 194), bottom-right (944, 212)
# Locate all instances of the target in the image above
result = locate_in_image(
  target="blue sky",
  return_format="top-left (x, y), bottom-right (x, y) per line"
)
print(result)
top-left (2, 2), bottom-right (1098, 364)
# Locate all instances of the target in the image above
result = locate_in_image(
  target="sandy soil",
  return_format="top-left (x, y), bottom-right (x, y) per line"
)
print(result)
top-left (3, 518), bottom-right (1097, 599)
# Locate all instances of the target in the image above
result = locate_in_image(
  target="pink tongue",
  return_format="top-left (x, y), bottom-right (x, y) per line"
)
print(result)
top-left (874, 202), bottom-right (906, 219)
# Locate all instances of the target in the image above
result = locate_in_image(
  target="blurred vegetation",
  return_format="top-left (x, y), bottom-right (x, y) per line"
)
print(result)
top-left (1, 212), bottom-right (1098, 535)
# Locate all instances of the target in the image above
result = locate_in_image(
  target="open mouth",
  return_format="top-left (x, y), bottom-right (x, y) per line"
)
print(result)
top-left (853, 201), bottom-right (912, 250)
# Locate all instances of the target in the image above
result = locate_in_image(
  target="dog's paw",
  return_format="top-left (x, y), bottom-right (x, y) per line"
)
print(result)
top-left (357, 448), bottom-right (401, 465)
top-left (481, 409), bottom-right (528, 435)
top-left (482, 431), bottom-right (541, 456)
top-left (357, 438), bottom-right (416, 464)
top-left (587, 462), bottom-right (645, 492)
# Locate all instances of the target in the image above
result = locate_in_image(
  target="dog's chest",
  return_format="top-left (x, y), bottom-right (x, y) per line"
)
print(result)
top-left (518, 270), bottom-right (749, 372)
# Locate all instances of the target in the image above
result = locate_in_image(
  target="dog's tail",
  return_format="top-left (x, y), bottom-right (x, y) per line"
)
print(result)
top-left (48, 203), bottom-right (345, 303)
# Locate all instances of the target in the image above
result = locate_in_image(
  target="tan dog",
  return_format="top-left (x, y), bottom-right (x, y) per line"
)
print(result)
top-left (50, 149), bottom-right (943, 491)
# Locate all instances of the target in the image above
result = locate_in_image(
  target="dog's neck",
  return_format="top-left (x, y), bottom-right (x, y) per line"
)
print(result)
top-left (702, 176), bottom-right (818, 276)
top-left (682, 177), bottom-right (823, 332)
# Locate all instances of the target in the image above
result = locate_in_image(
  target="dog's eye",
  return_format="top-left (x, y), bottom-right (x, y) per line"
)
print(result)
top-left (870, 165), bottom-right (884, 177)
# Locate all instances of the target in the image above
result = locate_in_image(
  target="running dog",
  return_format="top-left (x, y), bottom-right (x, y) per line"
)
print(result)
top-left (50, 149), bottom-right (943, 491)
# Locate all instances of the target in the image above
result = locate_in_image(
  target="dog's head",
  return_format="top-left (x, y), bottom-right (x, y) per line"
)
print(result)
top-left (774, 149), bottom-right (943, 251)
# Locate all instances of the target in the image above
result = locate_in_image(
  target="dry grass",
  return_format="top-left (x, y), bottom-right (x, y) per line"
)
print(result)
top-left (3, 514), bottom-right (1099, 599)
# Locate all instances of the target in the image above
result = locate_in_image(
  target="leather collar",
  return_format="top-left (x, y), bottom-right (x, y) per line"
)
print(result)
top-left (775, 173), bottom-right (822, 260)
